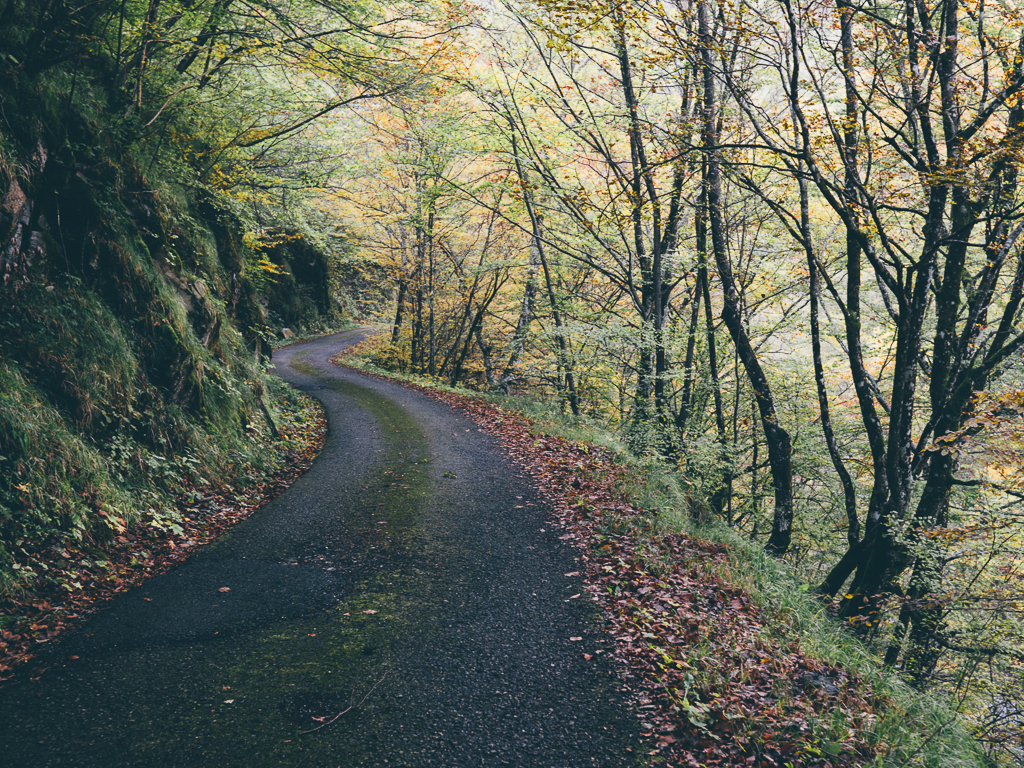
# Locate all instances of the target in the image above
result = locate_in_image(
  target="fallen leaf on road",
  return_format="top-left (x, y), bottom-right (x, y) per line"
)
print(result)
top-left (218, 587), bottom-right (231, 593)
top-left (570, 636), bottom-right (583, 641)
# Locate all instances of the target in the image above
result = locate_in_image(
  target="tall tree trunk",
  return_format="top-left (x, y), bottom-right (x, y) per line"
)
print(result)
top-left (427, 205), bottom-right (436, 377)
top-left (412, 262), bottom-right (424, 375)
top-left (438, 277), bottom-right (479, 380)
top-left (474, 322), bottom-right (495, 388)
top-left (450, 309), bottom-right (479, 388)
top-left (675, 280), bottom-right (702, 434)
top-left (450, 265), bottom-right (503, 387)
top-left (508, 128), bottom-right (580, 416)
top-left (813, 0), bottom-right (889, 598)
top-left (500, 213), bottom-right (541, 388)
top-left (611, 10), bottom-right (681, 451)
top-left (536, 222), bottom-right (580, 417)
top-left (790, 107), bottom-right (859, 544)
top-left (696, 182), bottom-right (730, 519)
top-left (391, 279), bottom-right (407, 345)
top-left (699, 0), bottom-right (793, 554)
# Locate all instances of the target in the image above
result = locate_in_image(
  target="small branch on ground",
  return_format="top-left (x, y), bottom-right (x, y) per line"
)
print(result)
top-left (300, 671), bottom-right (389, 735)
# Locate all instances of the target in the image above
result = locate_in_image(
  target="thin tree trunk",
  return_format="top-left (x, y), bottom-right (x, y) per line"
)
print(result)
top-left (413, 273), bottom-right (424, 373)
top-left (700, 0), bottom-right (793, 554)
top-left (611, 10), bottom-right (681, 450)
top-left (508, 128), bottom-right (580, 416)
top-left (474, 322), bottom-right (495, 387)
top-left (791, 129), bottom-right (859, 544)
top-left (391, 279), bottom-right (407, 345)
top-left (451, 275), bottom-right (503, 387)
top-left (537, 225), bottom-right (580, 417)
top-left (675, 280), bottom-right (702, 434)
top-left (697, 182), bottom-right (730, 519)
top-left (450, 309), bottom-right (478, 388)
top-left (500, 225), bottom-right (541, 387)
top-left (427, 205), bottom-right (436, 377)
top-left (438, 279), bottom-right (478, 379)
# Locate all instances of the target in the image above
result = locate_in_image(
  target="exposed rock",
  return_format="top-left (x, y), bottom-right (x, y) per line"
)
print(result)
top-left (2, 178), bottom-right (35, 283)
top-left (3, 178), bottom-right (27, 224)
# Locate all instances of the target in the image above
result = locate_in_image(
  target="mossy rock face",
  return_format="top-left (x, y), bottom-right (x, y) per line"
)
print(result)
top-left (0, 72), bottom-right (315, 594)
top-left (0, 10), bottom-right (367, 597)
top-left (0, 280), bottom-right (138, 434)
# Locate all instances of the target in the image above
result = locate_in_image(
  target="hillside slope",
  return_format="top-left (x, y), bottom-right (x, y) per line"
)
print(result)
top-left (0, 63), bottom-right (349, 598)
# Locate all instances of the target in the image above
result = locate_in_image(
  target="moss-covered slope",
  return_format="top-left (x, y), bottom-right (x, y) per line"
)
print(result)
top-left (0, 66), bottom-right (341, 596)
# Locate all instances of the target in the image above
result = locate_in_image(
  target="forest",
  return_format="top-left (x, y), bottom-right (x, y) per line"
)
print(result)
top-left (1, 0), bottom-right (1024, 764)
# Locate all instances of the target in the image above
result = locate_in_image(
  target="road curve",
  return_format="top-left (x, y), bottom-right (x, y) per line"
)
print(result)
top-left (0, 330), bottom-right (641, 767)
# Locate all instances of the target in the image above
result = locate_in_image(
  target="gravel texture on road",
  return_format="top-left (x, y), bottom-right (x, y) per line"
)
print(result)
top-left (0, 330), bottom-right (642, 767)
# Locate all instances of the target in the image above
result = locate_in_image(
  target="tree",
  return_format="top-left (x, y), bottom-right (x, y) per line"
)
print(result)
top-left (329, 88), bottom-right (516, 385)
top-left (474, 0), bottom-right (696, 436)
top-left (713, 0), bottom-right (1024, 660)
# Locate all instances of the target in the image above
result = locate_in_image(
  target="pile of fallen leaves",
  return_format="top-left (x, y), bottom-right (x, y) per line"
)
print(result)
top-left (391, 382), bottom-right (884, 767)
top-left (0, 396), bottom-right (327, 684)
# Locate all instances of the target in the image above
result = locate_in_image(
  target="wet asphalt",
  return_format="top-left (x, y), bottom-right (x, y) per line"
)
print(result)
top-left (0, 331), bottom-right (642, 767)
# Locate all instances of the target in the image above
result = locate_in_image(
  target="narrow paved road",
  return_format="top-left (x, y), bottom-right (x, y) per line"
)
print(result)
top-left (0, 331), bottom-right (641, 767)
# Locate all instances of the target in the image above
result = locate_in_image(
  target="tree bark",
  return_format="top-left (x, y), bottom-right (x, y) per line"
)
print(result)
top-left (391, 279), bottom-right (407, 345)
top-left (500, 190), bottom-right (541, 388)
top-left (507, 126), bottom-right (580, 416)
top-left (699, 0), bottom-right (793, 554)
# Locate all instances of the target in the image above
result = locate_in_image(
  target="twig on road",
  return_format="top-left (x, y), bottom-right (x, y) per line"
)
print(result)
top-left (299, 671), bottom-right (389, 735)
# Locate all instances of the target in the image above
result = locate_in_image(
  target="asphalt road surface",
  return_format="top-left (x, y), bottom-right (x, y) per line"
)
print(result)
top-left (0, 330), bottom-right (642, 767)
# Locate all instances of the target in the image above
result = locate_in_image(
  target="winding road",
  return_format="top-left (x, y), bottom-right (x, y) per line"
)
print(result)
top-left (0, 331), bottom-right (641, 767)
